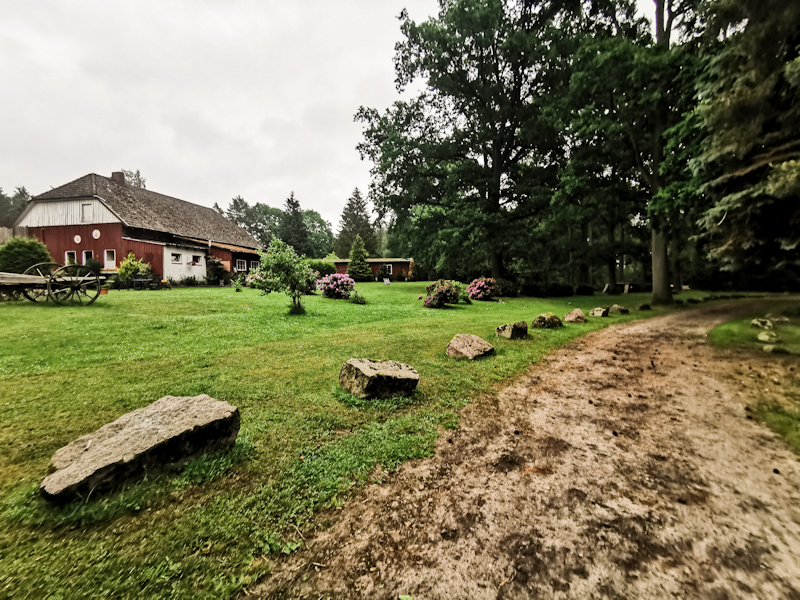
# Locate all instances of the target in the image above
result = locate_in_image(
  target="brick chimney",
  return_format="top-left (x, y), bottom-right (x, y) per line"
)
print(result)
top-left (111, 171), bottom-right (126, 185)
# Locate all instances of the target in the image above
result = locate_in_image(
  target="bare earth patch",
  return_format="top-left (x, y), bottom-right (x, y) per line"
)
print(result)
top-left (247, 301), bottom-right (800, 599)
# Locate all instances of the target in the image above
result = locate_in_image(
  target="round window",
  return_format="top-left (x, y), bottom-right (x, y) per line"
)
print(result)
top-left (73, 235), bottom-right (81, 244)
top-left (92, 229), bottom-right (101, 239)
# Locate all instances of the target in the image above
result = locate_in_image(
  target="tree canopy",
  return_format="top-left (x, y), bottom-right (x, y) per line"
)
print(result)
top-left (279, 192), bottom-right (312, 257)
top-left (334, 188), bottom-right (377, 258)
top-left (0, 187), bottom-right (31, 228)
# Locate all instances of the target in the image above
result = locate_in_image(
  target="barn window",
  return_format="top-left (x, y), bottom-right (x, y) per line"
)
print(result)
top-left (236, 259), bottom-right (246, 271)
top-left (104, 249), bottom-right (116, 269)
top-left (82, 250), bottom-right (93, 265)
top-left (385, 264), bottom-right (392, 275)
top-left (81, 203), bottom-right (92, 223)
top-left (191, 255), bottom-right (202, 265)
top-left (250, 261), bottom-right (259, 270)
top-left (171, 253), bottom-right (181, 263)
top-left (65, 251), bottom-right (77, 265)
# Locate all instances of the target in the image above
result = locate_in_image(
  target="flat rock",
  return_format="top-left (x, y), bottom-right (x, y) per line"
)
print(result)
top-left (446, 334), bottom-right (494, 359)
top-left (758, 331), bottom-right (780, 343)
top-left (763, 345), bottom-right (790, 354)
top-left (609, 304), bottom-right (629, 314)
top-left (496, 321), bottom-right (528, 339)
top-left (589, 307), bottom-right (609, 317)
top-left (532, 312), bottom-right (563, 329)
top-left (339, 359), bottom-right (419, 399)
top-left (563, 308), bottom-right (586, 323)
top-left (751, 318), bottom-right (773, 329)
top-left (40, 395), bottom-right (240, 503)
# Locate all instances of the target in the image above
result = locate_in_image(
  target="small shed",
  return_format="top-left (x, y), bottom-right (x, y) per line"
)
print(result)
top-left (331, 258), bottom-right (414, 280)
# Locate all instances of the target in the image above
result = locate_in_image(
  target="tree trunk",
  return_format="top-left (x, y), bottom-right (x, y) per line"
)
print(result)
top-left (651, 228), bottom-right (672, 304)
top-left (490, 247), bottom-right (503, 280)
top-left (670, 237), bottom-right (682, 293)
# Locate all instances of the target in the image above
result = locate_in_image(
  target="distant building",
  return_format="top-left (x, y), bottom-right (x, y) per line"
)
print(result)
top-left (16, 172), bottom-right (260, 281)
top-left (331, 258), bottom-right (414, 280)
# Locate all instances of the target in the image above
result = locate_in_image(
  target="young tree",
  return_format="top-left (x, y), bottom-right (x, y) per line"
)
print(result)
top-left (252, 238), bottom-right (316, 313)
top-left (347, 234), bottom-right (373, 282)
top-left (279, 192), bottom-right (312, 256)
top-left (334, 188), bottom-right (377, 258)
top-left (303, 210), bottom-right (334, 258)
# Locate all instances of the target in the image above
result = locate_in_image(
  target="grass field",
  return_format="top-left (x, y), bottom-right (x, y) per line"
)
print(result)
top-left (0, 283), bottom-right (682, 599)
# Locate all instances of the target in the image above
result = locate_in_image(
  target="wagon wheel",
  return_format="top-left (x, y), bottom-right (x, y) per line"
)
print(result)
top-left (21, 262), bottom-right (61, 302)
top-left (48, 265), bottom-right (101, 306)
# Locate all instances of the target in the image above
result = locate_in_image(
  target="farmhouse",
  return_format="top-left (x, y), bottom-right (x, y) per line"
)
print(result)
top-left (15, 172), bottom-right (260, 281)
top-left (331, 258), bottom-right (414, 280)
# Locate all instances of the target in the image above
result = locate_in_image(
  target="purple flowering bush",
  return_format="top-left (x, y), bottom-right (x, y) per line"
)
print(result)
top-left (317, 272), bottom-right (355, 299)
top-left (423, 279), bottom-right (460, 308)
top-left (467, 277), bottom-right (497, 301)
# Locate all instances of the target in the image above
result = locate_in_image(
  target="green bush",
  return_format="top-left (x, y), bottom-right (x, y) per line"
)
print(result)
top-left (347, 235), bottom-right (373, 282)
top-left (84, 257), bottom-right (103, 275)
top-left (423, 279), bottom-right (460, 308)
top-left (0, 236), bottom-right (53, 274)
top-left (350, 290), bottom-right (367, 304)
top-left (205, 257), bottom-right (230, 286)
top-left (377, 264), bottom-right (391, 279)
top-left (117, 252), bottom-right (147, 282)
top-left (182, 275), bottom-right (199, 287)
top-left (309, 260), bottom-right (336, 277)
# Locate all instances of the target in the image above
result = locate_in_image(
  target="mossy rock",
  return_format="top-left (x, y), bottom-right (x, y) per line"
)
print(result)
top-left (532, 312), bottom-right (563, 329)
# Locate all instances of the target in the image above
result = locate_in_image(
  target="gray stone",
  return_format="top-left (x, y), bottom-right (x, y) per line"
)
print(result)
top-left (763, 345), bottom-right (790, 355)
top-left (589, 307), bottom-right (609, 317)
top-left (609, 304), bottom-right (629, 315)
top-left (339, 359), bottom-right (419, 399)
top-left (532, 312), bottom-right (563, 329)
top-left (496, 321), bottom-right (528, 339)
top-left (758, 331), bottom-right (780, 343)
top-left (563, 308), bottom-right (586, 323)
top-left (751, 318), bottom-right (773, 329)
top-left (40, 395), bottom-right (240, 503)
top-left (446, 334), bottom-right (495, 360)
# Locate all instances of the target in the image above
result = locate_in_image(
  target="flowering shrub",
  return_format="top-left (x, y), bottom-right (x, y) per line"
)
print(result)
top-left (467, 277), bottom-right (497, 301)
top-left (423, 279), bottom-right (460, 308)
top-left (317, 272), bottom-right (355, 299)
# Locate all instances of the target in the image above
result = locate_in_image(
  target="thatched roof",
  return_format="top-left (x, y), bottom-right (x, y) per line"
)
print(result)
top-left (33, 173), bottom-right (258, 249)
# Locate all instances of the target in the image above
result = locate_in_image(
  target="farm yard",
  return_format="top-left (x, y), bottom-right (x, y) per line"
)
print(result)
top-left (0, 283), bottom-right (668, 598)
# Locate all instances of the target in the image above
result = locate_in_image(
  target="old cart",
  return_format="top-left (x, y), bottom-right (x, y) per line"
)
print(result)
top-left (0, 262), bottom-right (104, 305)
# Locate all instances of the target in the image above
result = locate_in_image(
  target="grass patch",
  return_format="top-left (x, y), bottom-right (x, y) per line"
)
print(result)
top-left (709, 301), bottom-right (800, 354)
top-left (0, 283), bottom-right (683, 598)
top-left (752, 403), bottom-right (800, 456)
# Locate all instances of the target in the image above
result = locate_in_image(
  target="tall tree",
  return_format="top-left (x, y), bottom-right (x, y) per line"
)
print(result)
top-left (303, 210), bottom-right (334, 258)
top-left (218, 196), bottom-right (283, 248)
top-left (0, 186), bottom-right (31, 227)
top-left (357, 0), bottom-right (584, 279)
top-left (279, 192), bottom-right (312, 256)
top-left (347, 234), bottom-right (373, 282)
top-left (697, 0), bottom-right (800, 268)
top-left (334, 188), bottom-right (377, 258)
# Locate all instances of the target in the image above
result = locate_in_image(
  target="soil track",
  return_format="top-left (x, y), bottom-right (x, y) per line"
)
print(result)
top-left (247, 301), bottom-right (800, 599)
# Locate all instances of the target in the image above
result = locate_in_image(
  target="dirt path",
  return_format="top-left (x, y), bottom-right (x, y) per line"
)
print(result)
top-left (247, 302), bottom-right (800, 600)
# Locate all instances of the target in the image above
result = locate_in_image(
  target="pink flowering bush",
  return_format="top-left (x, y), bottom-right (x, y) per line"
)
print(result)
top-left (423, 279), bottom-right (460, 308)
top-left (317, 272), bottom-right (355, 299)
top-left (467, 277), bottom-right (497, 301)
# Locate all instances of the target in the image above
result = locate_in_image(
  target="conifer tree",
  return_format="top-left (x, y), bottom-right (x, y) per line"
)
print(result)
top-left (347, 234), bottom-right (373, 282)
top-left (335, 188), bottom-right (378, 258)
top-left (279, 191), bottom-right (312, 256)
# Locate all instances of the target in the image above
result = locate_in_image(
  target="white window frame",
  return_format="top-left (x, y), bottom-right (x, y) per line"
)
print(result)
top-left (385, 264), bottom-right (392, 275)
top-left (171, 253), bottom-right (181, 263)
top-left (104, 249), bottom-right (116, 269)
top-left (82, 250), bottom-right (93, 264)
top-left (250, 260), bottom-right (259, 270)
top-left (81, 202), bottom-right (92, 223)
top-left (191, 255), bottom-right (202, 266)
top-left (236, 259), bottom-right (246, 271)
top-left (65, 251), bottom-right (77, 264)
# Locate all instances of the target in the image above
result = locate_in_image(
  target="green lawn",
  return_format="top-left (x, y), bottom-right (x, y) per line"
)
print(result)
top-left (0, 283), bottom-right (675, 599)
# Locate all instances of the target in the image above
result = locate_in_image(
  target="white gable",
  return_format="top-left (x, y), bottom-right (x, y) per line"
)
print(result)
top-left (17, 199), bottom-right (120, 227)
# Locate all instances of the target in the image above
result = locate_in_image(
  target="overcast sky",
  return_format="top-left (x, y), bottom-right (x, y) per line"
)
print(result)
top-left (1, 0), bottom-right (656, 229)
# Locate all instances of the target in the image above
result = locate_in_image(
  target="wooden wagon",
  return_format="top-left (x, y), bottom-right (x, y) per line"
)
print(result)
top-left (0, 262), bottom-right (104, 305)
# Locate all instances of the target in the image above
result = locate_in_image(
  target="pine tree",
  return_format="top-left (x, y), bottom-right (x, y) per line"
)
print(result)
top-left (347, 234), bottom-right (373, 282)
top-left (335, 188), bottom-right (378, 257)
top-left (279, 192), bottom-right (312, 256)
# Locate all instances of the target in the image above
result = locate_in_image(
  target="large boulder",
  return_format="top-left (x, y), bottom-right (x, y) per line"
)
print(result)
top-left (751, 318), bottom-right (773, 329)
top-left (446, 334), bottom-right (494, 360)
top-left (40, 395), bottom-right (240, 503)
top-left (496, 321), bottom-right (528, 339)
top-left (339, 359), bottom-right (419, 399)
top-left (589, 307), bottom-right (609, 317)
top-left (532, 312), bottom-right (563, 329)
top-left (563, 308), bottom-right (586, 323)
top-left (608, 304), bottom-right (629, 315)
